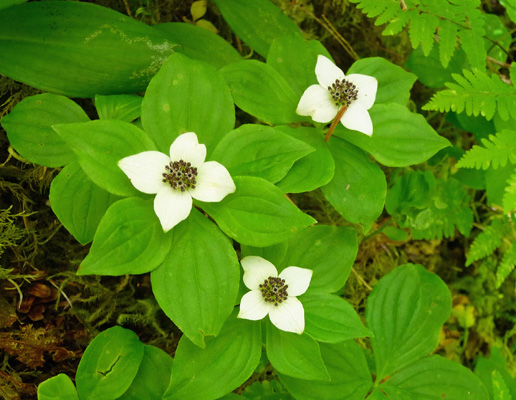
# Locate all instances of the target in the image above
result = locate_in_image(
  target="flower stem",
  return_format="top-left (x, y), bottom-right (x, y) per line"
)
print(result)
top-left (325, 105), bottom-right (348, 142)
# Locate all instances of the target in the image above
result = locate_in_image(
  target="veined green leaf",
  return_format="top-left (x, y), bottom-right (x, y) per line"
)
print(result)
top-left (212, 0), bottom-right (301, 57)
top-left (151, 209), bottom-right (239, 348)
top-left (0, 1), bottom-right (176, 97)
top-left (1, 93), bottom-right (89, 167)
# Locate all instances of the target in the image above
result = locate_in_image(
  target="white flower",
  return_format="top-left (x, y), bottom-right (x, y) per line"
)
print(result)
top-left (296, 55), bottom-right (378, 136)
top-left (118, 132), bottom-right (236, 232)
top-left (237, 256), bottom-right (313, 334)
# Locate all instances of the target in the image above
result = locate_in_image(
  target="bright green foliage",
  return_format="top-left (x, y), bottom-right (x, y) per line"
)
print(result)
top-left (475, 347), bottom-right (516, 399)
top-left (0, 93), bottom-right (89, 167)
top-left (387, 172), bottom-right (473, 240)
top-left (0, 1), bottom-right (176, 97)
top-left (37, 374), bottom-right (79, 400)
top-left (164, 317), bottom-right (261, 400)
top-left (75, 326), bottom-right (145, 400)
top-left (503, 172), bottom-right (516, 213)
top-left (119, 345), bottom-right (173, 400)
top-left (465, 217), bottom-right (516, 287)
top-left (466, 218), bottom-right (504, 266)
top-left (266, 323), bottom-right (330, 381)
top-left (456, 130), bottom-right (516, 169)
top-left (49, 161), bottom-right (120, 245)
top-left (492, 370), bottom-right (512, 400)
top-left (212, 0), bottom-right (301, 57)
top-left (423, 69), bottom-right (516, 121)
top-left (349, 0), bottom-right (486, 68)
top-left (154, 22), bottom-right (242, 69)
top-left (78, 197), bottom-right (172, 276)
top-left (496, 242), bottom-right (516, 288)
top-left (151, 208), bottom-right (239, 348)
top-left (321, 138), bottom-right (386, 233)
top-left (367, 264), bottom-right (452, 381)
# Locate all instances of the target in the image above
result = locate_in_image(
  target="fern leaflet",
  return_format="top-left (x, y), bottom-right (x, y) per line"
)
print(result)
top-left (456, 130), bottom-right (516, 170)
top-left (496, 241), bottom-right (516, 287)
top-left (466, 218), bottom-right (503, 266)
top-left (423, 69), bottom-right (516, 121)
top-left (349, 0), bottom-right (486, 68)
top-left (503, 172), bottom-right (516, 213)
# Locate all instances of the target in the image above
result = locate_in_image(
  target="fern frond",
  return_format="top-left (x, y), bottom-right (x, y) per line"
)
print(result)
top-left (503, 172), bottom-right (516, 213)
top-left (496, 241), bottom-right (516, 288)
top-left (423, 69), bottom-right (516, 120)
top-left (349, 0), bottom-right (486, 68)
top-left (466, 218), bottom-right (503, 266)
top-left (456, 130), bottom-right (516, 170)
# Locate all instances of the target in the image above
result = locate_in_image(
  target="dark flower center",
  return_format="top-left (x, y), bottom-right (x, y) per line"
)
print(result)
top-left (259, 276), bottom-right (288, 306)
top-left (328, 78), bottom-right (358, 107)
top-left (162, 159), bottom-right (198, 192)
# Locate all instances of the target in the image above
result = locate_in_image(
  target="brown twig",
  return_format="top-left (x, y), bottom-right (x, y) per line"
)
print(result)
top-left (325, 105), bottom-right (347, 142)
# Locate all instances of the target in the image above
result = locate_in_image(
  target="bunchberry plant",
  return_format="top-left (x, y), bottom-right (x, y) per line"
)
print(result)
top-left (0, 0), bottom-right (514, 399)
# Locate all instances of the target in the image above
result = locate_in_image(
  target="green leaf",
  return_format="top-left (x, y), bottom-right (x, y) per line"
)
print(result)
top-left (118, 345), bottom-right (173, 400)
top-left (301, 291), bottom-right (371, 343)
top-left (1, 93), bottom-right (89, 167)
top-left (49, 161), bottom-right (120, 245)
top-left (266, 323), bottom-right (329, 381)
top-left (386, 173), bottom-right (473, 240)
top-left (459, 27), bottom-right (487, 70)
top-left (275, 126), bottom-right (335, 194)
top-left (221, 60), bottom-right (303, 125)
top-left (164, 316), bottom-right (261, 399)
top-left (79, 197), bottom-right (172, 276)
top-left (151, 208), bottom-right (239, 348)
top-left (95, 95), bottom-right (142, 122)
top-left (456, 130), bottom-right (516, 170)
top-left (496, 241), bottom-right (516, 288)
top-left (347, 57), bottom-right (417, 105)
top-left (0, 0), bottom-right (26, 12)
top-left (405, 46), bottom-right (468, 88)
top-left (486, 163), bottom-right (515, 206)
top-left (279, 340), bottom-right (372, 400)
top-left (0, 2), bottom-right (176, 97)
top-left (483, 14), bottom-right (512, 66)
top-left (211, 124), bottom-right (314, 183)
top-left (53, 120), bottom-right (156, 197)
top-left (212, 0), bottom-right (301, 57)
top-left (154, 22), bottom-right (241, 69)
top-left (281, 225), bottom-right (358, 293)
top-left (466, 218), bottom-right (504, 266)
top-left (267, 35), bottom-right (332, 97)
top-left (201, 176), bottom-right (316, 247)
top-left (37, 374), bottom-right (79, 400)
top-left (409, 13), bottom-right (439, 56)
top-left (475, 347), bottom-right (516, 400)
top-left (382, 226), bottom-right (409, 241)
top-left (142, 52), bottom-right (234, 154)
top-left (337, 103), bottom-right (450, 167)
top-left (366, 264), bottom-right (452, 381)
top-left (377, 355), bottom-right (489, 400)
top-left (492, 370), bottom-right (512, 400)
top-left (321, 138), bottom-right (386, 232)
top-left (503, 172), bottom-right (516, 213)
top-left (423, 69), bottom-right (516, 121)
top-left (76, 326), bottom-right (144, 400)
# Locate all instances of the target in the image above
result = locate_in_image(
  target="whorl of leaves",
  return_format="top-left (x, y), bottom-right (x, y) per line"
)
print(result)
top-left (456, 130), bottom-right (516, 170)
top-left (422, 69), bottom-right (516, 121)
top-left (348, 0), bottom-right (486, 68)
top-left (466, 218), bottom-right (504, 266)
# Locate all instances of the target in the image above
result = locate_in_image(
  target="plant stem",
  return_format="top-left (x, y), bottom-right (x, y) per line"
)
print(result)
top-left (325, 105), bottom-right (347, 142)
